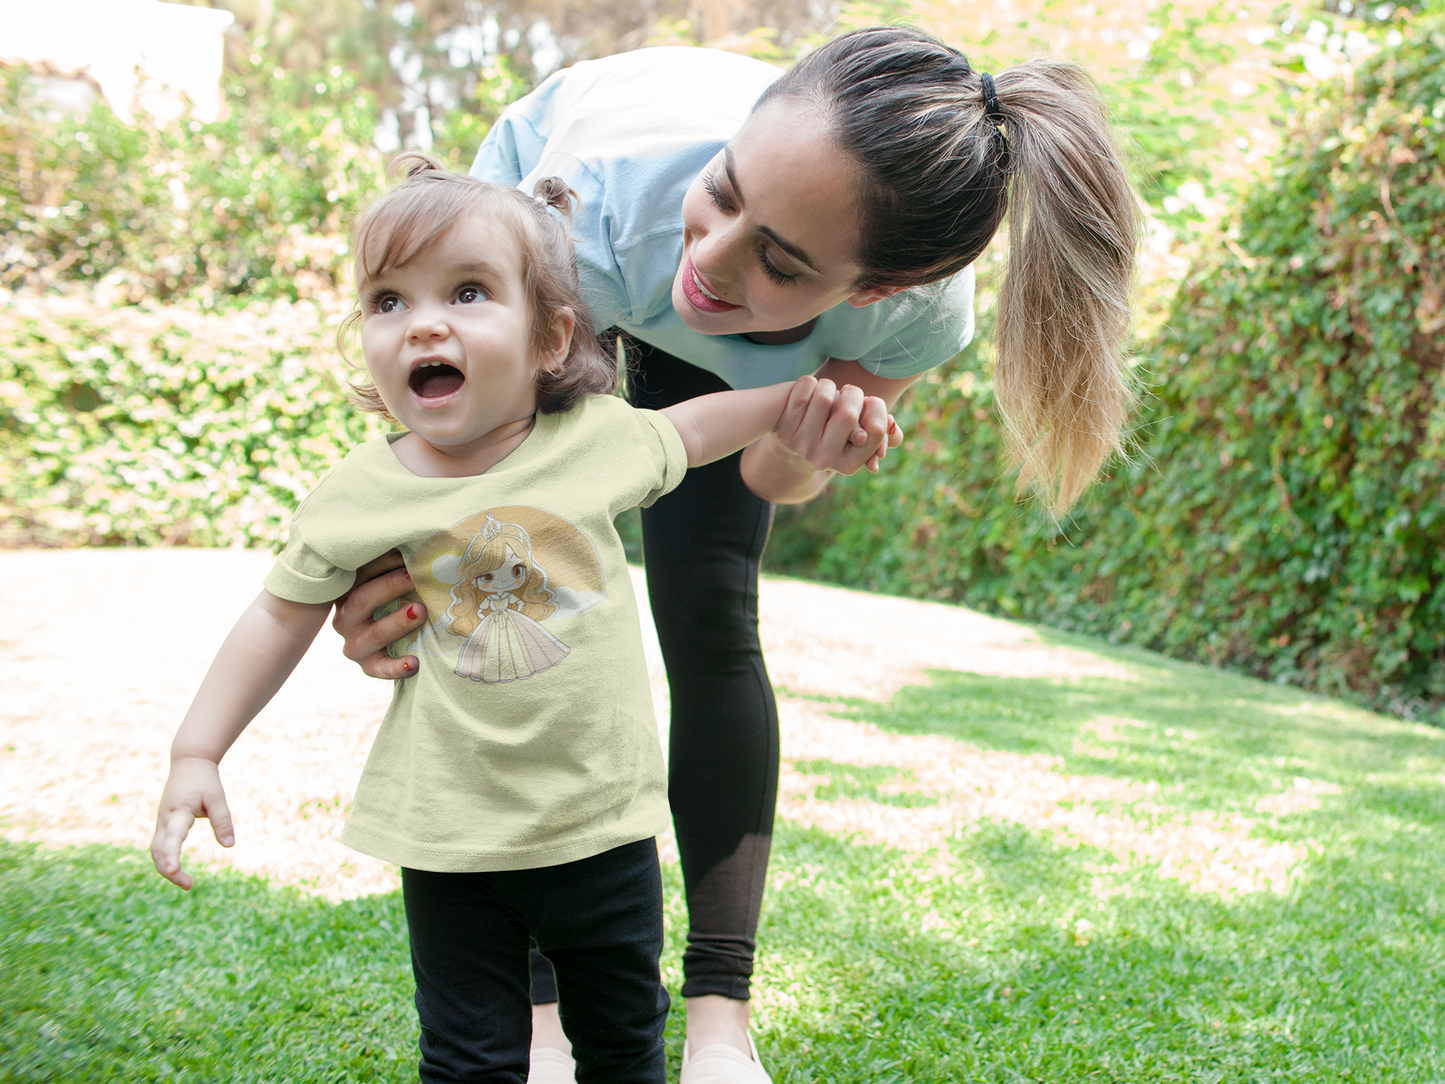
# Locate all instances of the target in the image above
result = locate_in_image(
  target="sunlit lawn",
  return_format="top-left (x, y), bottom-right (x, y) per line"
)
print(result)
top-left (4, 629), bottom-right (1444, 1082)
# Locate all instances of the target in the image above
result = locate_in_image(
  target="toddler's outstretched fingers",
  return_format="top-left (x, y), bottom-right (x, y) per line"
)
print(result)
top-left (206, 791), bottom-right (236, 850)
top-left (151, 808), bottom-right (198, 890)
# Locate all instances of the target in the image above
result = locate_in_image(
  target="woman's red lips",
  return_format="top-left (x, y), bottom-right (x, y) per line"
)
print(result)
top-left (681, 260), bottom-right (741, 314)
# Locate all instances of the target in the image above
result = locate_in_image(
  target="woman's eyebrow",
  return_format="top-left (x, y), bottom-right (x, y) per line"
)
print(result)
top-left (723, 148), bottom-right (820, 273)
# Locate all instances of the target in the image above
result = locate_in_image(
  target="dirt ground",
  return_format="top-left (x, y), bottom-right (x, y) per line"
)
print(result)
top-left (0, 549), bottom-right (1301, 901)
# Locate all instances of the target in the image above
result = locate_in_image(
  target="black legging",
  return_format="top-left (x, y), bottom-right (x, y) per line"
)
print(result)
top-left (532, 335), bottom-right (779, 1005)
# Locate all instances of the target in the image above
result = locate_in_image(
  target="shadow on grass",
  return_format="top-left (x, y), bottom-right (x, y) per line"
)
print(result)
top-left (0, 841), bottom-right (701, 1084)
top-left (762, 637), bottom-right (1445, 1080)
top-left (0, 842), bottom-right (415, 1083)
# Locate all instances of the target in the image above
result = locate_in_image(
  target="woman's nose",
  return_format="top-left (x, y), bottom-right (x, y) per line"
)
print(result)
top-left (692, 217), bottom-right (744, 285)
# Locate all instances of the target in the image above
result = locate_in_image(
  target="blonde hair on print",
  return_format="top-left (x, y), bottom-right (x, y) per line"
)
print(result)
top-left (446, 517), bottom-right (556, 638)
top-left (341, 152), bottom-right (617, 421)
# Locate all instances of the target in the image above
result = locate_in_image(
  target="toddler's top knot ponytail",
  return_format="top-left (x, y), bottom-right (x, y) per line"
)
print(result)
top-left (531, 176), bottom-right (577, 225)
top-left (391, 150), bottom-right (447, 181)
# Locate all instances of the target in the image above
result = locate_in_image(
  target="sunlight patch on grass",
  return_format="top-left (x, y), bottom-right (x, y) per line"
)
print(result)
top-left (778, 696), bottom-right (1312, 897)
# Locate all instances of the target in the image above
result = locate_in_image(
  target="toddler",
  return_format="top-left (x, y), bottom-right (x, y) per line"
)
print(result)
top-left (149, 155), bottom-right (896, 1084)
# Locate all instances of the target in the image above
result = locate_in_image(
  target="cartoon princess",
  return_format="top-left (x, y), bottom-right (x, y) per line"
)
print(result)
top-left (446, 515), bottom-right (570, 684)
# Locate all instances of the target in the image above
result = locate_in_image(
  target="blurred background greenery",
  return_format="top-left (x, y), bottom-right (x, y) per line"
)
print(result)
top-left (2, 0), bottom-right (1441, 720)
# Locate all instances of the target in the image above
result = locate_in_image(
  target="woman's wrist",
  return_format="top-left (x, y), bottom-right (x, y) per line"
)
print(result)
top-left (740, 433), bottom-right (833, 504)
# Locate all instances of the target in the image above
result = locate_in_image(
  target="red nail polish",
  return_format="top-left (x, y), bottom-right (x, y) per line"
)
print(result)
top-left (402, 659), bottom-right (415, 673)
top-left (406, 605), bottom-right (418, 619)
top-left (403, 569), bottom-right (411, 579)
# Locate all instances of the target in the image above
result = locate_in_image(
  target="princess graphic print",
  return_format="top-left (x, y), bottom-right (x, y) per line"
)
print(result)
top-left (395, 507), bottom-right (607, 684)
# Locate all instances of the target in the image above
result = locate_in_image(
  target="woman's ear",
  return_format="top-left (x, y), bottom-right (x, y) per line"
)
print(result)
top-left (538, 309), bottom-right (576, 374)
top-left (846, 285), bottom-right (903, 309)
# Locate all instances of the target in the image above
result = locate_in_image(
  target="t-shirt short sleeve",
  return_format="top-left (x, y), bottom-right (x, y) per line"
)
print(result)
top-left (264, 524), bottom-right (358, 605)
top-left (633, 407), bottom-right (688, 508)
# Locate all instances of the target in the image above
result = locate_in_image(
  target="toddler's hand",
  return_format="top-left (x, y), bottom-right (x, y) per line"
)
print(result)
top-left (861, 404), bottom-right (904, 473)
top-left (150, 757), bottom-right (234, 890)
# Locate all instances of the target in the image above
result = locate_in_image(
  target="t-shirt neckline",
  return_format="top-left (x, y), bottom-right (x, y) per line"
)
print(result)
top-left (380, 410), bottom-right (557, 480)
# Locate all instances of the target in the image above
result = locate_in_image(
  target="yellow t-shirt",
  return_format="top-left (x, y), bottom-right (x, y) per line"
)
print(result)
top-left (264, 395), bottom-right (688, 872)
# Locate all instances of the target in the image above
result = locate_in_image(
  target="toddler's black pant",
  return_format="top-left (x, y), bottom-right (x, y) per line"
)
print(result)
top-left (403, 838), bottom-right (669, 1084)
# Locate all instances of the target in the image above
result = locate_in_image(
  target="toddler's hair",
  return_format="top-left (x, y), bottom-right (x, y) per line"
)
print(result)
top-left (345, 152), bottom-right (616, 418)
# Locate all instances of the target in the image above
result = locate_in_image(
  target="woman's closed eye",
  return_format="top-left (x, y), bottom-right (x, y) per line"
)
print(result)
top-left (702, 169), bottom-right (733, 212)
top-left (704, 170), bottom-right (801, 287)
top-left (759, 246), bottom-right (801, 286)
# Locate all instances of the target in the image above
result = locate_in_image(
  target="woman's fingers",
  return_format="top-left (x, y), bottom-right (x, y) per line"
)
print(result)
top-left (819, 389), bottom-right (890, 475)
top-left (332, 560), bottom-right (427, 679)
top-left (773, 380), bottom-right (899, 476)
top-left (863, 413), bottom-right (902, 473)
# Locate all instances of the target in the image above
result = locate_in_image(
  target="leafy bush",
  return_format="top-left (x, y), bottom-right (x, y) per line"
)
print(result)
top-left (769, 11), bottom-right (1445, 721)
top-left (0, 61), bottom-right (392, 303)
top-left (0, 292), bottom-right (386, 547)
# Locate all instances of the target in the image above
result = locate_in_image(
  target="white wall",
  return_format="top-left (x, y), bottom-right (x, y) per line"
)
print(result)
top-left (0, 0), bottom-right (235, 122)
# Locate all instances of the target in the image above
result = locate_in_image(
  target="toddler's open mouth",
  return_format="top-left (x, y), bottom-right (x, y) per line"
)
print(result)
top-left (410, 362), bottom-right (464, 400)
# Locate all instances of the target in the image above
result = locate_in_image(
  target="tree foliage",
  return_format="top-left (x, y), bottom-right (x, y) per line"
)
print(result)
top-left (0, 59), bottom-right (388, 302)
top-left (769, 10), bottom-right (1445, 721)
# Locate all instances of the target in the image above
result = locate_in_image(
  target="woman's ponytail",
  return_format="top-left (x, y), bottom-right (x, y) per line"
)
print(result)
top-left (762, 27), bottom-right (1142, 514)
top-left (990, 60), bottom-right (1141, 515)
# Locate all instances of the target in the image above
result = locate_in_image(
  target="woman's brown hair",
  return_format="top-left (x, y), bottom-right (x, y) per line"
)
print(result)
top-left (761, 27), bottom-right (1142, 514)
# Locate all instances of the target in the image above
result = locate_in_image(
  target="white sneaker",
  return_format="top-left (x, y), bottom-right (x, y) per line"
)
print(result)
top-left (528, 1047), bottom-right (577, 1084)
top-left (678, 1034), bottom-right (774, 1084)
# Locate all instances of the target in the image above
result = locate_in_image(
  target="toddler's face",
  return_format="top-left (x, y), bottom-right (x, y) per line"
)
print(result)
top-left (361, 213), bottom-right (540, 455)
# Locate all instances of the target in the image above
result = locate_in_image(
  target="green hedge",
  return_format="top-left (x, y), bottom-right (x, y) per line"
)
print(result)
top-left (0, 62), bottom-right (394, 303)
top-left (769, 13), bottom-right (1445, 721)
top-left (0, 295), bottom-right (385, 547)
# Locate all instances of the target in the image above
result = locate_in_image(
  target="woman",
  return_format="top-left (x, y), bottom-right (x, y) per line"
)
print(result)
top-left (332, 26), bottom-right (1139, 1083)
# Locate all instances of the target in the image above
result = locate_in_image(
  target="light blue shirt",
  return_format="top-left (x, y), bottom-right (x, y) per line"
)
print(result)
top-left (471, 47), bottom-right (975, 390)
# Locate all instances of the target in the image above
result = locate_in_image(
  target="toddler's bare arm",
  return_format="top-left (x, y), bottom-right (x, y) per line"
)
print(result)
top-left (150, 590), bottom-right (331, 889)
top-left (662, 377), bottom-right (897, 472)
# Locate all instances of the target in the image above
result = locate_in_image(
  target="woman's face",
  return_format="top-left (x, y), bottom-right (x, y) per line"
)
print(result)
top-left (672, 101), bottom-right (898, 337)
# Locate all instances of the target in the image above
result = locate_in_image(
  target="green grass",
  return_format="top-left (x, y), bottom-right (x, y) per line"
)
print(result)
top-left (4, 631), bottom-right (1445, 1081)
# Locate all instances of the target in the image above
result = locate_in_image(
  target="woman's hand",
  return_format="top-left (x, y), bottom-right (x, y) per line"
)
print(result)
top-left (332, 550), bottom-right (428, 680)
top-left (775, 377), bottom-right (901, 475)
top-left (740, 361), bottom-right (913, 503)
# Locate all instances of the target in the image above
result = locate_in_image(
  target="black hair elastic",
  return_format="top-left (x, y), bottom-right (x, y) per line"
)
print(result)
top-left (979, 72), bottom-right (1004, 125)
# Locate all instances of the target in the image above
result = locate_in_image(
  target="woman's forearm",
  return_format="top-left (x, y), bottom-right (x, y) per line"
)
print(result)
top-left (739, 434), bottom-right (834, 504)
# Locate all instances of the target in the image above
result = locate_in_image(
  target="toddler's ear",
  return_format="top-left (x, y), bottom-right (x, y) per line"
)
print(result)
top-left (538, 309), bottom-right (575, 374)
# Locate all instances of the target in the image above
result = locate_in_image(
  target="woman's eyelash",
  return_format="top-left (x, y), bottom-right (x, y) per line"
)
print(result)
top-left (702, 170), bottom-right (729, 208)
top-left (759, 247), bottom-right (799, 286)
top-left (703, 170), bottom-right (799, 287)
